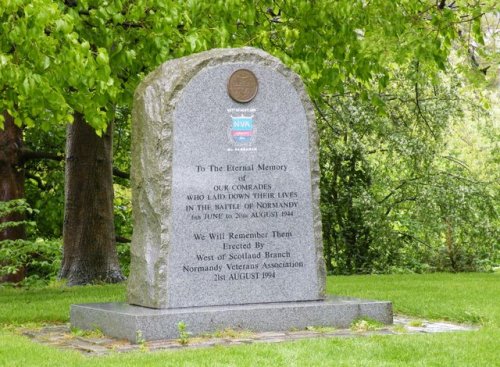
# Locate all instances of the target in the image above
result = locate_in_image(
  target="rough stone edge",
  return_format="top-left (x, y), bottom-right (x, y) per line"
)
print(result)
top-left (128, 47), bottom-right (326, 308)
top-left (71, 298), bottom-right (392, 342)
top-left (280, 59), bottom-right (326, 298)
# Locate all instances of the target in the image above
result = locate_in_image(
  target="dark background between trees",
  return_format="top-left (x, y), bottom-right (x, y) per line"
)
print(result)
top-left (0, 1), bottom-right (498, 285)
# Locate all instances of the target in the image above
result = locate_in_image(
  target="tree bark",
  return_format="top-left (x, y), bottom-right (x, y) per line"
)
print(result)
top-left (60, 113), bottom-right (124, 285)
top-left (0, 111), bottom-right (26, 282)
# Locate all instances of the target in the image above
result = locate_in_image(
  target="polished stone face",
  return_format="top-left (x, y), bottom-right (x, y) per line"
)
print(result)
top-left (127, 47), bottom-right (325, 309)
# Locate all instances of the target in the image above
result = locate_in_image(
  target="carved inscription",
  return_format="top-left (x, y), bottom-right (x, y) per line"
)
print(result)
top-left (181, 162), bottom-right (302, 282)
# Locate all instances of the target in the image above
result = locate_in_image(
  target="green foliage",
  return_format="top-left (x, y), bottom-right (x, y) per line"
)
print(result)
top-left (0, 237), bottom-right (62, 285)
top-left (23, 126), bottom-right (66, 238)
top-left (114, 185), bottom-right (132, 240)
top-left (114, 185), bottom-right (132, 276)
top-left (2, 0), bottom-right (494, 132)
top-left (177, 321), bottom-right (191, 346)
top-left (116, 242), bottom-right (131, 277)
top-left (252, 0), bottom-right (497, 97)
top-left (251, 1), bottom-right (498, 275)
top-left (0, 199), bottom-right (32, 231)
top-left (0, 200), bottom-right (62, 284)
top-left (318, 58), bottom-right (498, 274)
top-left (135, 330), bottom-right (146, 347)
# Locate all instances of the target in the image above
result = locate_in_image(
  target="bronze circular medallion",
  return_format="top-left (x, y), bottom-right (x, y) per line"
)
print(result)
top-left (227, 69), bottom-right (258, 103)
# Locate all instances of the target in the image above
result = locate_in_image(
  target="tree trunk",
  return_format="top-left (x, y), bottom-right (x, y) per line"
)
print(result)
top-left (60, 113), bottom-right (124, 285)
top-left (0, 111), bottom-right (26, 282)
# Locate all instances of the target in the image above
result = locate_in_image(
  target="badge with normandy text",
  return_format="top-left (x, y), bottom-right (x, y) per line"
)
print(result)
top-left (230, 114), bottom-right (254, 143)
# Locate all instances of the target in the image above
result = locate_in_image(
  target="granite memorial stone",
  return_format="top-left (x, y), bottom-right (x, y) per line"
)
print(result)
top-left (127, 47), bottom-right (325, 309)
top-left (71, 47), bottom-right (392, 342)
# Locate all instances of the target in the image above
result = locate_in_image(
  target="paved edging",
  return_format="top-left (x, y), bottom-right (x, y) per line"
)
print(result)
top-left (18, 315), bottom-right (478, 356)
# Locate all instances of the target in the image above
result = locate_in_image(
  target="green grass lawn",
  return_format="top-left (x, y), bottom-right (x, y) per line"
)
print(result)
top-left (0, 273), bottom-right (498, 366)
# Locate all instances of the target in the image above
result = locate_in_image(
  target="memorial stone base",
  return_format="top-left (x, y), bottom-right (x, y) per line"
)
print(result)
top-left (71, 297), bottom-right (392, 342)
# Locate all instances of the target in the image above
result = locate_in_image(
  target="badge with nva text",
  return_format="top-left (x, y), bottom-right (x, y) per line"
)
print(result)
top-left (230, 114), bottom-right (254, 143)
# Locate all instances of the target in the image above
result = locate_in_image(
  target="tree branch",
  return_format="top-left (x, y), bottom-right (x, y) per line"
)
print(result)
top-left (378, 176), bottom-right (424, 204)
top-left (396, 231), bottom-right (434, 249)
top-left (385, 197), bottom-right (417, 216)
top-left (116, 235), bottom-right (131, 243)
top-left (122, 22), bottom-right (144, 29)
top-left (414, 71), bottom-right (436, 139)
top-left (441, 155), bottom-right (470, 171)
top-left (21, 149), bottom-right (130, 179)
top-left (21, 149), bottom-right (63, 163)
top-left (312, 99), bottom-right (342, 136)
top-left (454, 13), bottom-right (485, 24)
top-left (113, 167), bottom-right (130, 179)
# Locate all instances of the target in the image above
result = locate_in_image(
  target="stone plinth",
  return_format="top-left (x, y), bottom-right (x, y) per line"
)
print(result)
top-left (71, 298), bottom-right (392, 342)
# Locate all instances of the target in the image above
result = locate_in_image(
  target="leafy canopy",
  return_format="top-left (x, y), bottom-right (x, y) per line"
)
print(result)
top-left (1, 0), bottom-right (495, 132)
